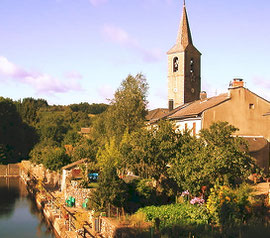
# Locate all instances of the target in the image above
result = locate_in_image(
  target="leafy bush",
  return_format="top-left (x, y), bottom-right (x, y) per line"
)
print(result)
top-left (137, 203), bottom-right (210, 229)
top-left (89, 166), bottom-right (129, 212)
top-left (206, 184), bottom-right (252, 226)
top-left (31, 146), bottom-right (71, 171)
top-left (136, 179), bottom-right (155, 200)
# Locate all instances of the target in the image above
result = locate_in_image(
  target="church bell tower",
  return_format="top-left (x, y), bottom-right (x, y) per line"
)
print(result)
top-left (168, 1), bottom-right (201, 110)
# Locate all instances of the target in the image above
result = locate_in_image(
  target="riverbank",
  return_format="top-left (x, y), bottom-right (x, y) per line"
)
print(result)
top-left (18, 161), bottom-right (149, 238)
top-left (20, 163), bottom-right (93, 238)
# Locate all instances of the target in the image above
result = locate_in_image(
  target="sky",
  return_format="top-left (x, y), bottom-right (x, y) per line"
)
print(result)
top-left (0, 0), bottom-right (269, 109)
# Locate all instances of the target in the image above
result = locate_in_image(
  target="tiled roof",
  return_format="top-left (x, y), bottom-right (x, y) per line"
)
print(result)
top-left (146, 108), bottom-right (169, 122)
top-left (168, 93), bottom-right (230, 120)
top-left (147, 94), bottom-right (230, 124)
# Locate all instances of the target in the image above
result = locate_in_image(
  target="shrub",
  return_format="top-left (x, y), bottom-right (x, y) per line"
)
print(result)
top-left (137, 203), bottom-right (210, 229)
top-left (206, 184), bottom-right (252, 226)
top-left (136, 179), bottom-right (154, 199)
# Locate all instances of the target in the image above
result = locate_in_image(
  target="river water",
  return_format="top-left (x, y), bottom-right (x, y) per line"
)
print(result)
top-left (0, 177), bottom-right (55, 238)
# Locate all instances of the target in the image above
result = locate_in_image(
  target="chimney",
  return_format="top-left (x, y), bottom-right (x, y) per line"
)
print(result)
top-left (168, 99), bottom-right (174, 111)
top-left (229, 78), bottom-right (244, 88)
top-left (200, 91), bottom-right (207, 100)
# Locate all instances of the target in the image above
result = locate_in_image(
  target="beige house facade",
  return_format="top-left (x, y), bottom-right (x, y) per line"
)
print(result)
top-left (202, 86), bottom-right (270, 141)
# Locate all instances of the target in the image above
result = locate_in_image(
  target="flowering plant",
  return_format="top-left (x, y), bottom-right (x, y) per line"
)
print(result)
top-left (181, 190), bottom-right (189, 196)
top-left (190, 197), bottom-right (205, 205)
top-left (206, 184), bottom-right (252, 226)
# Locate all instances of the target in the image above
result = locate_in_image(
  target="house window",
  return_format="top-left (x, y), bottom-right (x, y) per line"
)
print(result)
top-left (249, 104), bottom-right (254, 109)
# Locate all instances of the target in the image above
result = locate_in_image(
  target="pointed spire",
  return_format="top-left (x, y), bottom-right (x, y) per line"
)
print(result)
top-left (176, 1), bottom-right (193, 49)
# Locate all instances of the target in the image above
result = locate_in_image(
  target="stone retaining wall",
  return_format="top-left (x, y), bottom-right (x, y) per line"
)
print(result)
top-left (100, 217), bottom-right (117, 238)
top-left (20, 160), bottom-right (61, 188)
top-left (65, 180), bottom-right (91, 207)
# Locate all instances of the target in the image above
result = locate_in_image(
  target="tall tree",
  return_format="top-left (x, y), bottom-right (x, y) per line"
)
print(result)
top-left (122, 121), bottom-right (183, 188)
top-left (169, 121), bottom-right (256, 195)
top-left (17, 97), bottom-right (48, 126)
top-left (103, 73), bottom-right (148, 140)
top-left (0, 97), bottom-right (38, 163)
top-left (90, 166), bottom-right (128, 211)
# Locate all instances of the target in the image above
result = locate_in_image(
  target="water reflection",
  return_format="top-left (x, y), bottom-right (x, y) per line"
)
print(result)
top-left (0, 177), bottom-right (54, 238)
top-left (0, 178), bottom-right (20, 218)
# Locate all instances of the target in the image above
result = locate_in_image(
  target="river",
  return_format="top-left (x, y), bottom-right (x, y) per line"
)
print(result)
top-left (0, 177), bottom-right (55, 238)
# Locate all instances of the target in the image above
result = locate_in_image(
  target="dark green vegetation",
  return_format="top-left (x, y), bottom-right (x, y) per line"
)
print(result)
top-left (0, 97), bottom-right (38, 163)
top-left (138, 203), bottom-right (210, 228)
top-left (0, 96), bottom-right (108, 166)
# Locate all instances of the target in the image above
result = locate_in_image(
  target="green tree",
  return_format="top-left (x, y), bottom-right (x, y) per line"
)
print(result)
top-left (0, 97), bottom-right (38, 163)
top-left (97, 137), bottom-right (121, 171)
top-left (17, 97), bottom-right (48, 126)
top-left (90, 166), bottom-right (128, 212)
top-left (201, 122), bottom-right (255, 184)
top-left (36, 110), bottom-right (71, 145)
top-left (168, 134), bottom-right (208, 194)
top-left (122, 120), bottom-right (183, 193)
top-left (62, 130), bottom-right (83, 146)
top-left (169, 121), bottom-right (256, 195)
top-left (71, 137), bottom-right (98, 163)
top-left (31, 146), bottom-right (70, 171)
top-left (69, 102), bottom-right (108, 114)
top-left (42, 147), bottom-right (70, 171)
top-left (101, 74), bottom-right (148, 141)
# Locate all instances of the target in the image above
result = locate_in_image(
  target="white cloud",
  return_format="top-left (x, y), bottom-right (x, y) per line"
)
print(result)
top-left (102, 24), bottom-right (138, 46)
top-left (0, 56), bottom-right (20, 76)
top-left (101, 24), bottom-right (162, 62)
top-left (0, 56), bottom-right (82, 94)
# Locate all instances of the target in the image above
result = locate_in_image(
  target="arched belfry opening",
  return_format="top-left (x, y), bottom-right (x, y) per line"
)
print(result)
top-left (173, 57), bottom-right (179, 72)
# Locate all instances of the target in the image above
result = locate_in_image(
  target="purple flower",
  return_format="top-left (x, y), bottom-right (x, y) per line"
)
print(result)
top-left (190, 197), bottom-right (205, 205)
top-left (181, 190), bottom-right (189, 197)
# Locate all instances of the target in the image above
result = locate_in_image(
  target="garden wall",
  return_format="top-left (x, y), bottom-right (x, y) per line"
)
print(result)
top-left (65, 180), bottom-right (91, 207)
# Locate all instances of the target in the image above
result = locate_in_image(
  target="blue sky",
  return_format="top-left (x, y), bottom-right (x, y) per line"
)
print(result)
top-left (0, 0), bottom-right (269, 108)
